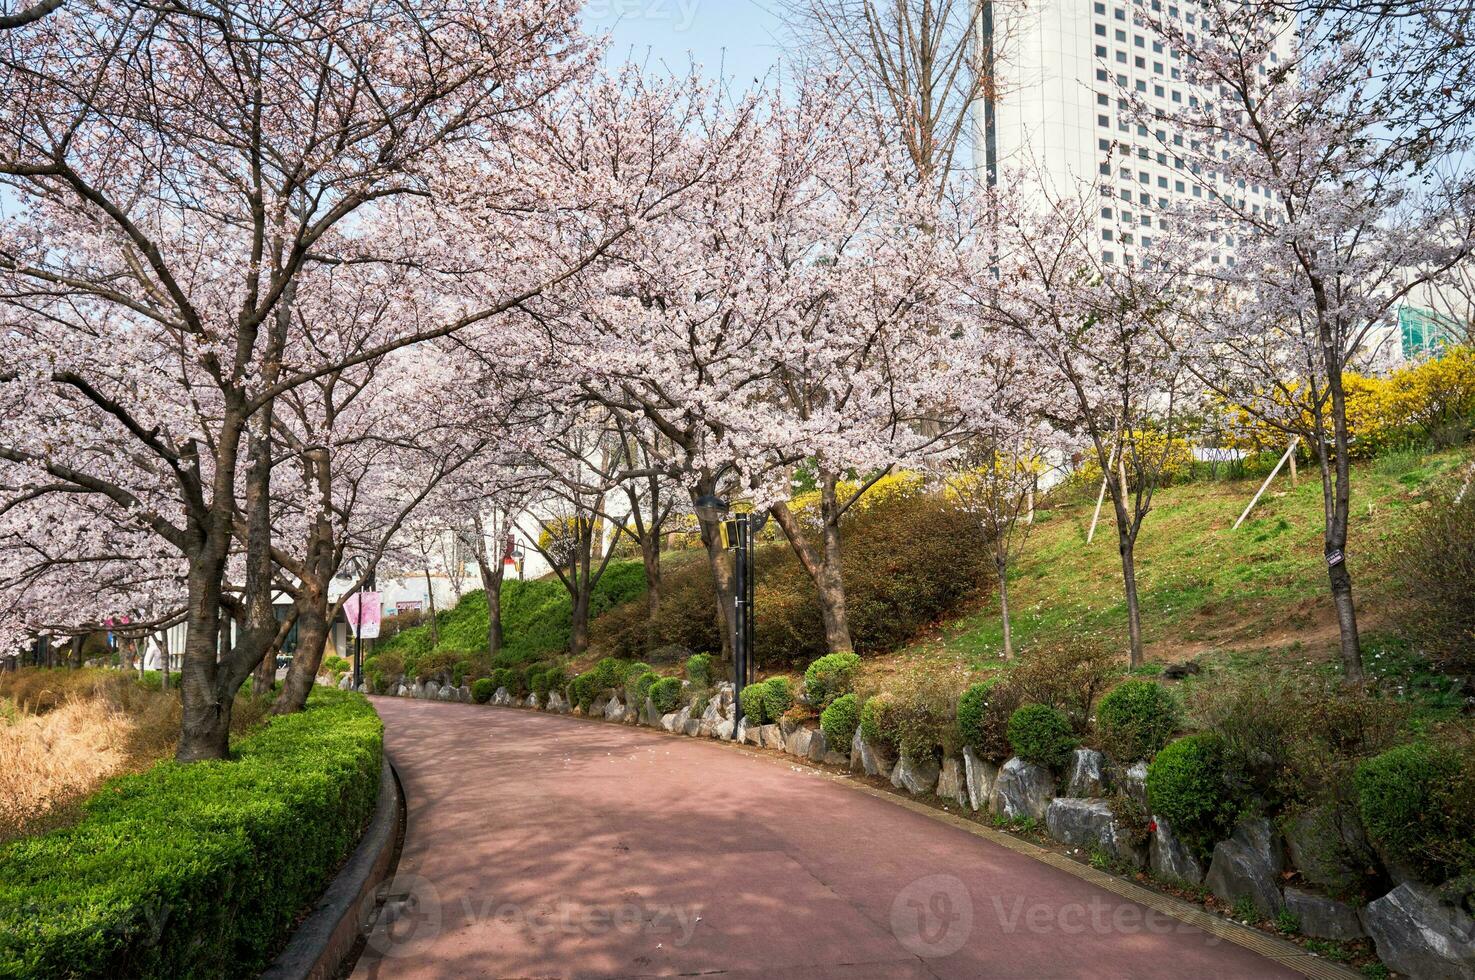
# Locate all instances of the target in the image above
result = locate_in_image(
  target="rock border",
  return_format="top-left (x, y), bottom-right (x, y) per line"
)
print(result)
top-left (261, 753), bottom-right (405, 980)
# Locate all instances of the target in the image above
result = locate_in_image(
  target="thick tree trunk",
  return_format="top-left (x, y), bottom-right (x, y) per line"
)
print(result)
top-left (570, 589), bottom-right (590, 658)
top-left (68, 634), bottom-right (85, 668)
top-left (640, 533), bottom-right (662, 620)
top-left (424, 568), bottom-right (440, 646)
top-left (274, 602), bottom-right (330, 713)
top-left (997, 557), bottom-right (1013, 661)
top-left (177, 555), bottom-right (232, 761)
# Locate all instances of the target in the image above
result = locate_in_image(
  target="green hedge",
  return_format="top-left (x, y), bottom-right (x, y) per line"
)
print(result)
top-left (1095, 680), bottom-right (1181, 763)
top-left (820, 693), bottom-right (860, 748)
top-left (1147, 733), bottom-right (1243, 860)
top-left (803, 653), bottom-right (860, 708)
top-left (1007, 704), bottom-right (1077, 770)
top-left (1357, 737), bottom-right (1475, 883)
top-left (0, 690), bottom-right (382, 978)
top-left (649, 677), bottom-right (683, 714)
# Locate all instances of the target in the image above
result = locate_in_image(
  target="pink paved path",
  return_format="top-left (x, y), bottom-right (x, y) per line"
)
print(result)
top-left (355, 697), bottom-right (1298, 979)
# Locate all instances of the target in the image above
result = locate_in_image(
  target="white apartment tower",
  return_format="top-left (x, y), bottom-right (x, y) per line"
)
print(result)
top-left (975, 0), bottom-right (1292, 267)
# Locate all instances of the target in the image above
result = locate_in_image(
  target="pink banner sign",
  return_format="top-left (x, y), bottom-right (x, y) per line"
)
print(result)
top-left (343, 591), bottom-right (382, 639)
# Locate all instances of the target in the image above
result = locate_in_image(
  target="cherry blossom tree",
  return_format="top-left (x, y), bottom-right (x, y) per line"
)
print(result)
top-left (1125, 0), bottom-right (1475, 680)
top-left (0, 0), bottom-right (601, 759)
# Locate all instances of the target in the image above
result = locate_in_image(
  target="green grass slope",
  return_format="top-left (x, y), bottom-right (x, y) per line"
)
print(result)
top-left (891, 449), bottom-right (1469, 678)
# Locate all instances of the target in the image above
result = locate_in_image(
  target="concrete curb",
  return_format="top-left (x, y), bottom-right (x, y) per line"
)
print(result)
top-left (261, 752), bottom-right (404, 980)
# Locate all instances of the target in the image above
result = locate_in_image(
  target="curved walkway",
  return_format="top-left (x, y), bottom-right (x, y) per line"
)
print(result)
top-left (356, 697), bottom-right (1302, 979)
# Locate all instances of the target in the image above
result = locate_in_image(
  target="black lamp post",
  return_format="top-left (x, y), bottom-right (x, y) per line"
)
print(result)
top-left (694, 494), bottom-right (759, 723)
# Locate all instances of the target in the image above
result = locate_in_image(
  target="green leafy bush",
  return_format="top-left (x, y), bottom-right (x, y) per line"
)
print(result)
top-left (649, 677), bottom-right (683, 714)
top-left (1095, 680), bottom-right (1182, 763)
top-left (471, 678), bottom-right (495, 704)
top-left (569, 672), bottom-right (601, 711)
top-left (803, 653), bottom-right (861, 708)
top-left (884, 674), bottom-right (961, 760)
top-left (321, 655), bottom-right (351, 678)
top-left (758, 676), bottom-right (793, 723)
top-left (627, 670), bottom-right (659, 706)
top-left (956, 677), bottom-right (1020, 763)
top-left (1007, 704), bottom-right (1077, 770)
top-left (1009, 644), bottom-right (1120, 732)
top-left (591, 657), bottom-right (628, 690)
top-left (1357, 732), bottom-right (1475, 883)
top-left (1147, 733), bottom-right (1243, 859)
top-left (541, 666), bottom-right (567, 695)
top-left (860, 693), bottom-right (894, 746)
top-left (685, 653), bottom-right (714, 687)
top-left (821, 693), bottom-right (860, 748)
top-left (0, 690), bottom-right (380, 978)
top-left (1390, 486), bottom-right (1475, 676)
top-left (529, 670), bottom-right (551, 696)
top-left (738, 677), bottom-right (794, 725)
top-left (624, 662), bottom-right (652, 683)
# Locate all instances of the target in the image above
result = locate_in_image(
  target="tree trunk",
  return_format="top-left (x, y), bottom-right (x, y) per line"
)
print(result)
top-left (424, 568), bottom-right (440, 645)
top-left (690, 481), bottom-right (735, 662)
top-left (769, 473), bottom-right (854, 655)
top-left (68, 634), bottom-right (85, 668)
top-left (476, 556), bottom-right (504, 658)
top-left (177, 557), bottom-right (232, 761)
top-left (1118, 527), bottom-right (1144, 668)
top-left (1324, 374), bottom-right (1364, 682)
top-left (570, 589), bottom-right (590, 658)
top-left (997, 557), bottom-right (1013, 661)
top-left (274, 600), bottom-right (330, 713)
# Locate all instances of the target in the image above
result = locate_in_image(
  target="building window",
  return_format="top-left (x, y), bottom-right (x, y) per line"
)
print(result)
top-left (1099, 138), bottom-right (1112, 150)
top-left (1115, 28), bottom-right (1126, 41)
top-left (1116, 50), bottom-right (1127, 63)
top-left (1135, 56), bottom-right (1146, 68)
top-left (1097, 68), bottom-right (1109, 81)
top-left (1100, 162), bottom-right (1111, 175)
top-left (1101, 207), bottom-right (1113, 219)
top-left (1102, 229), bottom-right (1114, 241)
top-left (1097, 44), bottom-right (1108, 57)
top-left (1097, 92), bottom-right (1109, 105)
top-left (1096, 23), bottom-right (1107, 36)
top-left (1103, 250), bottom-right (1115, 263)
top-left (1098, 114), bottom-right (1110, 127)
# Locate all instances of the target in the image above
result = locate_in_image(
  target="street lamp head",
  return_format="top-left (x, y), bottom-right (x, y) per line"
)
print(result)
top-left (693, 494), bottom-right (728, 524)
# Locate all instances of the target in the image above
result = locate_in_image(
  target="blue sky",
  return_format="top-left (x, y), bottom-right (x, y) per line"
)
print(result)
top-left (581, 0), bottom-right (789, 91)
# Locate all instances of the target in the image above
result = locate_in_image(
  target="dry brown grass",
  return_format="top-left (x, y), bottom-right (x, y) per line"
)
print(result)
top-left (0, 669), bottom-right (272, 843)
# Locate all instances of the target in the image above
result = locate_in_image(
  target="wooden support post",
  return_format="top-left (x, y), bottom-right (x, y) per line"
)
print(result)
top-left (1234, 438), bottom-right (1300, 530)
top-left (1087, 445), bottom-right (1118, 545)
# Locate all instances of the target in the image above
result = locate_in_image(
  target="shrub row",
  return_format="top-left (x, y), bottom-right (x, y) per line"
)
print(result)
top-left (0, 690), bottom-right (382, 978)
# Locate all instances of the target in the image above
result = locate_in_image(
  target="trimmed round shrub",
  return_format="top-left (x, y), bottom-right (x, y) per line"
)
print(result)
top-left (1147, 733), bottom-right (1243, 859)
top-left (860, 693), bottom-right (895, 747)
top-left (591, 657), bottom-right (626, 690)
top-left (624, 661), bottom-right (652, 683)
top-left (626, 669), bottom-right (658, 705)
top-left (685, 653), bottom-right (714, 687)
top-left (1095, 680), bottom-right (1182, 763)
top-left (1007, 704), bottom-right (1077, 770)
top-left (1357, 737), bottom-right (1475, 883)
top-left (487, 668), bottom-right (511, 692)
top-left (649, 676), bottom-right (683, 714)
top-left (820, 692), bottom-right (860, 748)
top-left (542, 666), bottom-right (567, 695)
top-left (804, 653), bottom-right (861, 708)
top-left (569, 672), bottom-right (601, 711)
top-left (471, 678), bottom-right (495, 704)
top-left (529, 670), bottom-right (551, 696)
top-left (739, 684), bottom-right (766, 724)
top-left (759, 676), bottom-right (793, 722)
top-left (453, 659), bottom-right (471, 687)
top-left (956, 677), bottom-right (1020, 762)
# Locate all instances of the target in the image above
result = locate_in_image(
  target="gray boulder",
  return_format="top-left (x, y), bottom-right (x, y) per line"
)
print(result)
top-left (683, 717), bottom-right (702, 736)
top-left (806, 729), bottom-right (829, 763)
top-left (785, 728), bottom-right (813, 758)
top-left (590, 693), bottom-right (611, 717)
top-left (459, 685), bottom-right (472, 703)
top-left (673, 705), bottom-right (693, 733)
top-left (963, 747), bottom-right (999, 813)
top-left (641, 696), bottom-right (661, 726)
top-left (546, 691), bottom-right (569, 714)
top-left (492, 686), bottom-right (513, 706)
top-left (734, 717), bottom-right (749, 744)
top-left (850, 727), bottom-right (895, 777)
top-left (1064, 749), bottom-right (1110, 797)
top-left (1045, 798), bottom-right (1146, 869)
top-left (660, 711), bottom-right (679, 732)
top-left (757, 723), bottom-right (785, 751)
top-left (1281, 805), bottom-right (1374, 897)
top-left (424, 681), bottom-right (441, 700)
top-left (1206, 817), bottom-right (1286, 916)
top-left (1149, 815), bottom-right (1206, 885)
top-left (1232, 816), bottom-right (1286, 874)
top-left (337, 674), bottom-right (352, 690)
top-left (1362, 883), bottom-right (1475, 980)
top-left (891, 752), bottom-right (941, 796)
top-left (715, 719), bottom-right (735, 741)
top-left (779, 714), bottom-right (802, 737)
top-left (1283, 887), bottom-right (1366, 941)
top-left (990, 758), bottom-right (1057, 822)
top-left (937, 756), bottom-right (966, 806)
top-left (523, 693), bottom-right (537, 708)
top-left (1120, 761), bottom-right (1149, 809)
top-left (603, 697), bottom-right (626, 723)
top-left (395, 684), bottom-right (409, 698)
top-left (410, 682), bottom-right (424, 699)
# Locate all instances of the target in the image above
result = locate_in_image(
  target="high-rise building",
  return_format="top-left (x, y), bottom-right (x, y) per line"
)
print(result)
top-left (974, 0), bottom-right (1292, 267)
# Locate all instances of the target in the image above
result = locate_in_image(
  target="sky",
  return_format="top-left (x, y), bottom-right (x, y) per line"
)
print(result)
top-left (581, 0), bottom-right (789, 92)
